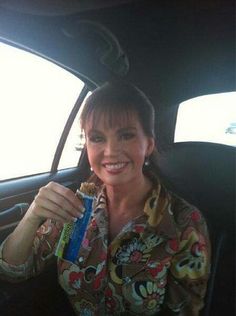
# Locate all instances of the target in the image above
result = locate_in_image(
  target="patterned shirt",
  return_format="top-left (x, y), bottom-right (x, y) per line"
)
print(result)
top-left (0, 183), bottom-right (211, 315)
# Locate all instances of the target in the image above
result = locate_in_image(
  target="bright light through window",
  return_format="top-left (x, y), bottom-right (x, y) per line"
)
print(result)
top-left (0, 42), bottom-right (85, 181)
top-left (175, 92), bottom-right (236, 147)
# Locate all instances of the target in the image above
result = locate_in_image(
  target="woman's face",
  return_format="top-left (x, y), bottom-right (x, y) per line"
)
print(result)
top-left (84, 112), bottom-right (155, 187)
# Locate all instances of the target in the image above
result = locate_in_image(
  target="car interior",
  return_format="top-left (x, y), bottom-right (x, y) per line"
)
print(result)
top-left (0, 1), bottom-right (235, 315)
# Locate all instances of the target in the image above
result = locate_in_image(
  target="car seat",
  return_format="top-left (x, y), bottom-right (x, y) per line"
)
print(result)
top-left (157, 141), bottom-right (235, 316)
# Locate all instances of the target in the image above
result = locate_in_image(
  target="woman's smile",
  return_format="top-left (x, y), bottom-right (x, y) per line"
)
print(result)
top-left (102, 161), bottom-right (129, 174)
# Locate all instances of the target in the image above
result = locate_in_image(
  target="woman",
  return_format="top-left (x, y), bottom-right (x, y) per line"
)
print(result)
top-left (0, 81), bottom-right (211, 315)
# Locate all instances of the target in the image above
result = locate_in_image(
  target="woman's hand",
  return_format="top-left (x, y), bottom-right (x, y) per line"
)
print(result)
top-left (25, 181), bottom-right (84, 226)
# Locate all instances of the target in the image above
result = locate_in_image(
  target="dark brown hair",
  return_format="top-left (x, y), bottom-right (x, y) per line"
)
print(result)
top-left (80, 80), bottom-right (160, 183)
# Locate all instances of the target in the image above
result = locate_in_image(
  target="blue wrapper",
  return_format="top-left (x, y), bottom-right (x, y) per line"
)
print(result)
top-left (55, 192), bottom-right (94, 263)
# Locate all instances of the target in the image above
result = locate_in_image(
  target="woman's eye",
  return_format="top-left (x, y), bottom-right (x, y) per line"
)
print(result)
top-left (120, 133), bottom-right (135, 140)
top-left (89, 135), bottom-right (104, 143)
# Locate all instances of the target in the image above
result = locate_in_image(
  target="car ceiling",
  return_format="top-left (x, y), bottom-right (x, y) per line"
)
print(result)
top-left (0, 0), bottom-right (235, 147)
top-left (0, 0), bottom-right (138, 15)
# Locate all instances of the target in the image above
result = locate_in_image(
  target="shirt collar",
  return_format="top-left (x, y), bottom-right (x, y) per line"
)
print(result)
top-left (144, 184), bottom-right (177, 239)
top-left (93, 182), bottom-right (177, 240)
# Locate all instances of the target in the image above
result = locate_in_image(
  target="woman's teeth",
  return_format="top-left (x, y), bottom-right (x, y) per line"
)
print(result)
top-left (104, 163), bottom-right (126, 170)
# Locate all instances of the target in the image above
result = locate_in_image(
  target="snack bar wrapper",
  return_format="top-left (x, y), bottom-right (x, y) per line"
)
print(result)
top-left (55, 182), bottom-right (97, 263)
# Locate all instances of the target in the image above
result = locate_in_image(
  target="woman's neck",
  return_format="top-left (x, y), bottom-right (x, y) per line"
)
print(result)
top-left (105, 176), bottom-right (153, 217)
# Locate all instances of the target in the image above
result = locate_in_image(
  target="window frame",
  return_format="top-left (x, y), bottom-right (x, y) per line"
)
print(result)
top-left (51, 85), bottom-right (89, 172)
top-left (0, 40), bottom-right (94, 182)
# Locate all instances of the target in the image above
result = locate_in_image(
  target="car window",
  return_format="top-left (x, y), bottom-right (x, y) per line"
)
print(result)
top-left (0, 42), bottom-right (87, 181)
top-left (174, 92), bottom-right (236, 147)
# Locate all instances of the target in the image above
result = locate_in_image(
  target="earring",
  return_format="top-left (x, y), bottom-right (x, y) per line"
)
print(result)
top-left (90, 167), bottom-right (93, 172)
top-left (144, 157), bottom-right (150, 166)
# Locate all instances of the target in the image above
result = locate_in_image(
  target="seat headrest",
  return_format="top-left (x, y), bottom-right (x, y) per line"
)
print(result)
top-left (158, 142), bottom-right (235, 230)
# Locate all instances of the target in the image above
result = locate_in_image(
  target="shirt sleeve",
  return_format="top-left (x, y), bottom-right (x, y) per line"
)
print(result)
top-left (164, 200), bottom-right (211, 315)
top-left (0, 237), bottom-right (34, 282)
top-left (0, 219), bottom-right (63, 282)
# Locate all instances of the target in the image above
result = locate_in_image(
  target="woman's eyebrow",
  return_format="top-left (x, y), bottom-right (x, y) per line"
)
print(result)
top-left (87, 129), bottom-right (103, 136)
top-left (86, 127), bottom-right (137, 136)
top-left (117, 127), bottom-right (137, 133)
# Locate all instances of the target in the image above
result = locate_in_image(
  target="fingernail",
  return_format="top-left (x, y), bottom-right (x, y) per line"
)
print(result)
top-left (79, 213), bottom-right (84, 219)
top-left (81, 207), bottom-right (85, 213)
top-left (72, 217), bottom-right (77, 223)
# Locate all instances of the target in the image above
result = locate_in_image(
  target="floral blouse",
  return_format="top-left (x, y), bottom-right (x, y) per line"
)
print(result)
top-left (0, 183), bottom-right (211, 315)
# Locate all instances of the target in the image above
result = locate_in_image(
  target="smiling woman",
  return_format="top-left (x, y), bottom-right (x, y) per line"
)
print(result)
top-left (0, 81), bottom-right (211, 316)
top-left (0, 42), bottom-right (86, 181)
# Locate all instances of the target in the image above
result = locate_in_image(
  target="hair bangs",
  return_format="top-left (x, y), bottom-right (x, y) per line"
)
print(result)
top-left (82, 99), bottom-right (136, 131)
top-left (91, 106), bottom-right (136, 129)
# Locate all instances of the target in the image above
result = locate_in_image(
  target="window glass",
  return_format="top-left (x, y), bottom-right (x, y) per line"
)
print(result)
top-left (0, 42), bottom-right (85, 181)
top-left (174, 92), bottom-right (236, 147)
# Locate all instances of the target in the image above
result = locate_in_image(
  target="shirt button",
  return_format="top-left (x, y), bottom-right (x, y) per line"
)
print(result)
top-left (123, 277), bottom-right (131, 284)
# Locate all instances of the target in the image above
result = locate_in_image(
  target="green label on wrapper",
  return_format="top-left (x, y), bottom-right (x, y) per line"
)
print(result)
top-left (55, 222), bottom-right (74, 259)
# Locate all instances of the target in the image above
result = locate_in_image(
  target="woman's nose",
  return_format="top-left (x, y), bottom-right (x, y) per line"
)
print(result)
top-left (104, 138), bottom-right (120, 155)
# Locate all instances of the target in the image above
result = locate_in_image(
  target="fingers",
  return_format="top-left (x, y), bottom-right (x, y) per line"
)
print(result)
top-left (31, 182), bottom-right (85, 224)
top-left (34, 195), bottom-right (78, 223)
top-left (38, 186), bottom-right (81, 217)
top-left (45, 182), bottom-right (83, 212)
